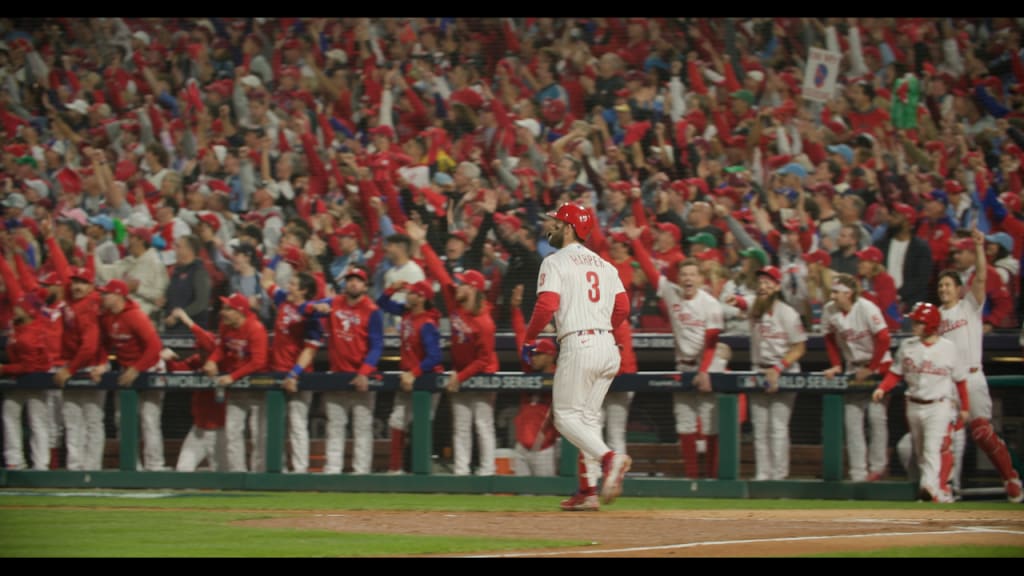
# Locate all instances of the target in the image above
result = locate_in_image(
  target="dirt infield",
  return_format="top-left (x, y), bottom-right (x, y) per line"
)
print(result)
top-left (241, 508), bottom-right (1024, 557)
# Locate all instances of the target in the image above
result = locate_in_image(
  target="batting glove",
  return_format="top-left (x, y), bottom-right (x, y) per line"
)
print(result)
top-left (520, 341), bottom-right (538, 368)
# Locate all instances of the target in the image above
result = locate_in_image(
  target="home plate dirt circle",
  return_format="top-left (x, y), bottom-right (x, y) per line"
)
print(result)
top-left (239, 508), bottom-right (1024, 557)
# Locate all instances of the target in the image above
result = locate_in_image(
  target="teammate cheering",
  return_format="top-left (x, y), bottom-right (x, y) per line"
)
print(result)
top-left (872, 302), bottom-right (969, 502)
top-left (822, 273), bottom-right (893, 482)
top-left (203, 292), bottom-right (269, 472)
top-left (522, 202), bottom-right (632, 507)
top-left (261, 269), bottom-right (324, 474)
top-left (93, 279), bottom-right (165, 471)
top-left (748, 265), bottom-right (807, 481)
top-left (936, 229), bottom-right (1023, 503)
top-left (410, 221), bottom-right (500, 477)
top-left (626, 224), bottom-right (725, 480)
top-left (303, 266), bottom-right (384, 475)
top-left (376, 277), bottom-right (443, 475)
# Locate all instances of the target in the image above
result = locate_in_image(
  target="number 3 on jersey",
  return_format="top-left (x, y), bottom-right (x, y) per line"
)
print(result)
top-left (587, 271), bottom-right (600, 302)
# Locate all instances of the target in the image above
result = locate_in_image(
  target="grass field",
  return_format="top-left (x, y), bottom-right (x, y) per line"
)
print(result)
top-left (0, 489), bottom-right (1021, 557)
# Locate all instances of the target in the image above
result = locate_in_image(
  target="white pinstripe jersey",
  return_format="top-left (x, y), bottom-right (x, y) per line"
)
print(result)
top-left (749, 299), bottom-right (807, 367)
top-left (657, 281), bottom-right (723, 364)
top-left (537, 243), bottom-right (625, 340)
top-left (822, 297), bottom-right (892, 370)
top-left (938, 291), bottom-right (984, 369)
top-left (890, 336), bottom-right (967, 402)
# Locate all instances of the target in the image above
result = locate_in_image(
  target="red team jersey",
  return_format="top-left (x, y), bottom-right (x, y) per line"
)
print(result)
top-left (267, 286), bottom-right (325, 372)
top-left (98, 299), bottom-right (163, 372)
top-left (2, 319), bottom-right (52, 375)
top-left (208, 314), bottom-right (269, 381)
top-left (308, 293), bottom-right (383, 374)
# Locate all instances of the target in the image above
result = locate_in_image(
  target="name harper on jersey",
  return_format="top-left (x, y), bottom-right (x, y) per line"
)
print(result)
top-left (568, 253), bottom-right (606, 268)
top-left (901, 357), bottom-right (950, 377)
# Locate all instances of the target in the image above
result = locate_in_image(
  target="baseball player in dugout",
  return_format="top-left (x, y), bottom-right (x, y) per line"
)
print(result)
top-left (411, 220), bottom-right (500, 476)
top-left (822, 273), bottom-right (893, 482)
top-left (0, 255), bottom-right (52, 470)
top-left (203, 292), bottom-right (269, 472)
top-left (261, 269), bottom-right (325, 474)
top-left (303, 266), bottom-right (384, 475)
top-left (748, 265), bottom-right (807, 481)
top-left (376, 276), bottom-right (443, 475)
top-left (626, 223), bottom-right (725, 480)
top-left (873, 302), bottom-right (969, 503)
top-left (509, 284), bottom-right (559, 478)
top-left (935, 229), bottom-right (1023, 503)
top-left (94, 278), bottom-right (165, 471)
top-left (44, 218), bottom-right (107, 471)
top-left (161, 308), bottom-right (227, 472)
top-left (522, 202), bottom-right (632, 511)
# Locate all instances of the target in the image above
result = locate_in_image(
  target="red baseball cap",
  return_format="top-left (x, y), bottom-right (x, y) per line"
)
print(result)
top-left (197, 212), bottom-right (221, 232)
top-left (696, 248), bottom-right (723, 263)
top-left (369, 124), bottom-right (395, 140)
top-left (219, 293), bottom-right (250, 313)
top-left (891, 202), bottom-right (918, 224)
top-left (128, 227), bottom-right (153, 244)
top-left (802, 249), bottom-right (832, 267)
top-left (952, 237), bottom-right (976, 252)
top-left (532, 339), bottom-right (557, 356)
top-left (654, 222), bottom-right (682, 243)
top-left (454, 269), bottom-right (486, 292)
top-left (494, 213), bottom-right (522, 231)
top-left (756, 265), bottom-right (782, 284)
top-left (70, 267), bottom-right (94, 284)
top-left (449, 230), bottom-right (469, 244)
top-left (335, 223), bottom-right (361, 239)
top-left (408, 280), bottom-right (434, 300)
top-left (98, 278), bottom-right (130, 297)
top-left (609, 232), bottom-right (631, 245)
top-left (343, 267), bottom-right (368, 282)
top-left (855, 246), bottom-right (884, 263)
top-left (37, 271), bottom-right (63, 286)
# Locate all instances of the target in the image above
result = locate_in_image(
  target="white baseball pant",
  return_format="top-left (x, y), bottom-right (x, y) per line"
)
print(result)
top-left (749, 391), bottom-right (797, 481)
top-left (601, 391), bottom-right (634, 455)
top-left (322, 390), bottom-right (377, 474)
top-left (513, 442), bottom-right (558, 477)
top-left (175, 425), bottom-right (227, 472)
top-left (907, 398), bottom-right (957, 501)
top-left (46, 389), bottom-right (63, 451)
top-left (552, 331), bottom-right (620, 487)
top-left (450, 391), bottom-right (497, 476)
top-left (62, 384), bottom-right (107, 471)
top-left (2, 389), bottom-right (51, 470)
top-left (115, 389), bottom-right (167, 471)
top-left (672, 393), bottom-right (718, 435)
top-left (287, 391), bottom-right (313, 473)
top-left (387, 390), bottom-right (440, 431)
top-left (225, 390), bottom-right (266, 472)
top-left (844, 395), bottom-right (889, 481)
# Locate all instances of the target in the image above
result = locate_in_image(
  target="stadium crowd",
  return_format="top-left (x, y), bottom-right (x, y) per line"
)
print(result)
top-left (1, 18), bottom-right (1023, 491)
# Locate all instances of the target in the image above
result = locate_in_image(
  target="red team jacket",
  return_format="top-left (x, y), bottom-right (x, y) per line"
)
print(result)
top-left (166, 323), bottom-right (225, 430)
top-left (376, 291), bottom-right (444, 377)
top-left (306, 293), bottom-right (383, 374)
top-left (98, 299), bottom-right (162, 372)
top-left (267, 286), bottom-right (325, 372)
top-left (2, 318), bottom-right (51, 375)
top-left (47, 236), bottom-right (105, 373)
top-left (208, 313), bottom-right (269, 381)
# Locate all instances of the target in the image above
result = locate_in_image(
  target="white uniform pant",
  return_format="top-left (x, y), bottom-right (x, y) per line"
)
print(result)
top-left (749, 391), bottom-right (797, 480)
top-left (387, 390), bottom-right (440, 431)
top-left (450, 391), bottom-right (497, 476)
top-left (901, 409), bottom-right (965, 490)
top-left (513, 441), bottom-right (557, 477)
top-left (907, 398), bottom-right (957, 500)
top-left (964, 370), bottom-right (993, 421)
top-left (3, 389), bottom-right (51, 470)
top-left (601, 391), bottom-right (633, 454)
top-left (115, 390), bottom-right (166, 471)
top-left (286, 391), bottom-right (313, 473)
top-left (62, 388), bottom-right (107, 471)
top-left (673, 392), bottom-right (718, 435)
top-left (322, 390), bottom-right (377, 474)
top-left (46, 390), bottom-right (63, 450)
top-left (225, 390), bottom-right (266, 472)
top-left (553, 331), bottom-right (620, 486)
top-left (844, 394), bottom-right (889, 481)
top-left (175, 426), bottom-right (227, 472)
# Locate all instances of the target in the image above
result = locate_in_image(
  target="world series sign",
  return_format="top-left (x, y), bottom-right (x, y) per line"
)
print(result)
top-left (802, 47), bottom-right (842, 103)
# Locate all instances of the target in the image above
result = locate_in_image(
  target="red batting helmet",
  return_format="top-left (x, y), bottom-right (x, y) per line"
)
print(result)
top-left (546, 202), bottom-right (594, 239)
top-left (907, 301), bottom-right (941, 335)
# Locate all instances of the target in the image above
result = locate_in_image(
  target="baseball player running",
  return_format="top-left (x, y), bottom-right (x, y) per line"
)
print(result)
top-left (936, 229), bottom-right (1023, 503)
top-left (303, 266), bottom-right (383, 475)
top-left (0, 256), bottom-right (52, 470)
top-left (93, 279), bottom-right (165, 471)
top-left (376, 278), bottom-right (443, 474)
top-left (262, 270), bottom-right (324, 474)
top-left (628, 225), bottom-right (725, 479)
top-left (522, 202), bottom-right (632, 508)
top-left (44, 221), bottom-right (107, 471)
top-left (748, 265), bottom-right (807, 481)
top-left (873, 302), bottom-right (969, 502)
top-left (821, 273), bottom-right (893, 482)
top-left (203, 292), bottom-right (269, 472)
top-left (413, 221), bottom-right (500, 476)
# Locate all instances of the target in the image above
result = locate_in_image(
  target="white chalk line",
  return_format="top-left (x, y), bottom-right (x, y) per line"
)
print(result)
top-left (463, 526), bottom-right (1024, 558)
